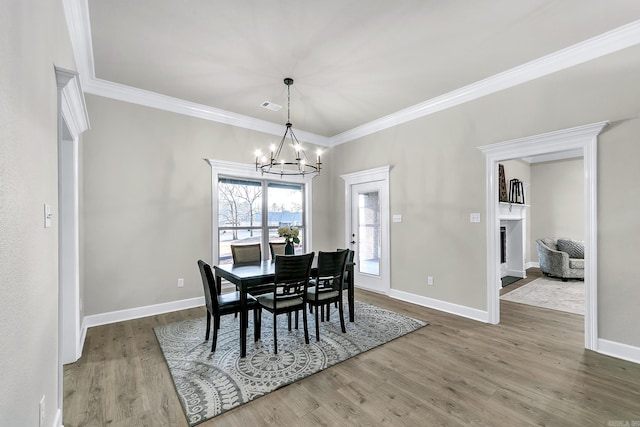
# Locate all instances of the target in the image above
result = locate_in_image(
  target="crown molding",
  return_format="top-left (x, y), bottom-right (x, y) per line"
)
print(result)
top-left (329, 20), bottom-right (640, 146)
top-left (84, 78), bottom-right (331, 146)
top-left (62, 0), bottom-right (95, 88)
top-left (62, 0), bottom-right (640, 148)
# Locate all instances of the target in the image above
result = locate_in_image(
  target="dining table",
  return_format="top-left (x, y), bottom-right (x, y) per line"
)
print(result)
top-left (214, 258), bottom-right (355, 357)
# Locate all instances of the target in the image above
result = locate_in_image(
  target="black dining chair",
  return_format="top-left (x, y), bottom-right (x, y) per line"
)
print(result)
top-left (336, 248), bottom-right (355, 311)
top-left (269, 242), bottom-right (287, 260)
top-left (307, 249), bottom-right (349, 341)
top-left (256, 252), bottom-right (314, 354)
top-left (198, 260), bottom-right (261, 352)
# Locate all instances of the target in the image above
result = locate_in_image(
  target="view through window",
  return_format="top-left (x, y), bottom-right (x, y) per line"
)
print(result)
top-left (218, 177), bottom-right (305, 263)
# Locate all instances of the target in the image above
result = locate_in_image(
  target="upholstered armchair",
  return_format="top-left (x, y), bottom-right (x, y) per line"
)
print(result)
top-left (536, 238), bottom-right (584, 281)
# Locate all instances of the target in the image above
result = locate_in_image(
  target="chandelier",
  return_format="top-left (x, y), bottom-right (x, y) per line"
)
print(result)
top-left (255, 78), bottom-right (321, 177)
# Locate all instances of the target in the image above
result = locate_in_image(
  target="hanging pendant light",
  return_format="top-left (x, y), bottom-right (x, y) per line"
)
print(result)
top-left (255, 78), bottom-right (321, 177)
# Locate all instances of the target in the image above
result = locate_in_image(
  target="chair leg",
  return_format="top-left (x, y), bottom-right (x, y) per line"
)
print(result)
top-left (205, 312), bottom-right (211, 341)
top-left (295, 310), bottom-right (299, 329)
top-left (303, 305), bottom-right (309, 345)
top-left (273, 312), bottom-right (278, 354)
top-left (287, 312), bottom-right (292, 331)
top-left (338, 299), bottom-right (346, 333)
top-left (314, 304), bottom-right (320, 342)
top-left (212, 314), bottom-right (220, 352)
top-left (253, 307), bottom-right (261, 342)
top-left (326, 303), bottom-right (331, 321)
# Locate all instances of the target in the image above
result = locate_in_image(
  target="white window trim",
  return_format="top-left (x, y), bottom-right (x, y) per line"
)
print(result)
top-left (205, 159), bottom-right (314, 263)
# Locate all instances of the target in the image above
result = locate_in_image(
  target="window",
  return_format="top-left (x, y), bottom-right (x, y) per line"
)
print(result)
top-left (217, 177), bottom-right (306, 264)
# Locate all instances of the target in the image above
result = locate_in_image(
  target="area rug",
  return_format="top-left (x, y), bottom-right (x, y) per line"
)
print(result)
top-left (500, 277), bottom-right (584, 315)
top-left (154, 300), bottom-right (427, 426)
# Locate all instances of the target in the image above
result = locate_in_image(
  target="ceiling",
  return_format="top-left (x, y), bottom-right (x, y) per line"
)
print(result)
top-left (69, 1), bottom-right (640, 145)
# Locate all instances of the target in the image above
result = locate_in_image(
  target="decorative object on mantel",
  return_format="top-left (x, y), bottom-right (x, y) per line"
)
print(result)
top-left (255, 78), bottom-right (322, 177)
top-left (509, 178), bottom-right (525, 204)
top-left (278, 225), bottom-right (299, 255)
top-left (498, 164), bottom-right (509, 202)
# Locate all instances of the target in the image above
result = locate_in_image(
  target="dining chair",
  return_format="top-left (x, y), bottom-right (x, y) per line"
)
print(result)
top-left (256, 252), bottom-right (314, 354)
top-left (198, 260), bottom-right (261, 352)
top-left (336, 248), bottom-right (355, 312)
top-left (269, 241), bottom-right (286, 260)
top-left (307, 249), bottom-right (349, 341)
top-left (231, 243), bottom-right (262, 263)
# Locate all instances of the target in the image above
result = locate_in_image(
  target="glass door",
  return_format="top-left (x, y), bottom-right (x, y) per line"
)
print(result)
top-left (350, 181), bottom-right (388, 293)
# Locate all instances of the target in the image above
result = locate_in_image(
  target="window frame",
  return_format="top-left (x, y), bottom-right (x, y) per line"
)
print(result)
top-left (206, 159), bottom-right (314, 263)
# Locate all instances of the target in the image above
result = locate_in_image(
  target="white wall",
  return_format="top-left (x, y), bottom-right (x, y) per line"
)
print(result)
top-left (0, 1), bottom-right (77, 425)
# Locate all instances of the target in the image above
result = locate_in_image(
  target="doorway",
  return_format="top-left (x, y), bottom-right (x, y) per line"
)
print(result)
top-left (479, 121), bottom-right (608, 350)
top-left (341, 166), bottom-right (391, 294)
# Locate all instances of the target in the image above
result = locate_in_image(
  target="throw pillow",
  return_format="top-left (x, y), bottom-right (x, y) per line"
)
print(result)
top-left (557, 239), bottom-right (584, 259)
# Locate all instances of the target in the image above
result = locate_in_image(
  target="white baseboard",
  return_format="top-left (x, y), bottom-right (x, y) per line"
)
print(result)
top-left (388, 289), bottom-right (489, 323)
top-left (597, 338), bottom-right (640, 364)
top-left (82, 297), bottom-right (205, 330)
top-left (527, 261), bottom-right (540, 269)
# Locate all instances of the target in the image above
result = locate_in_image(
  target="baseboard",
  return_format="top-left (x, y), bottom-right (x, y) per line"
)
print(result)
top-left (597, 338), bottom-right (640, 364)
top-left (527, 261), bottom-right (540, 269)
top-left (388, 289), bottom-right (489, 323)
top-left (82, 297), bottom-right (205, 330)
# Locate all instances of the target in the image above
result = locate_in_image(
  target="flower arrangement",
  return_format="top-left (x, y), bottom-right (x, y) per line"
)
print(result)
top-left (277, 226), bottom-right (300, 244)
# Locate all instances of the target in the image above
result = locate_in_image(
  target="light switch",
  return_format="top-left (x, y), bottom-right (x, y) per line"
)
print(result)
top-left (44, 204), bottom-right (52, 228)
top-left (470, 213), bottom-right (481, 223)
top-left (393, 214), bottom-right (402, 223)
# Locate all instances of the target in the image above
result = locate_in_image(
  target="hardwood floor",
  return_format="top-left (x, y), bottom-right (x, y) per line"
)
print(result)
top-left (64, 289), bottom-right (640, 426)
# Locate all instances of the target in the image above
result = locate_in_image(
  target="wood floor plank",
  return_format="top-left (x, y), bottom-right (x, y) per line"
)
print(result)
top-left (64, 286), bottom-right (640, 426)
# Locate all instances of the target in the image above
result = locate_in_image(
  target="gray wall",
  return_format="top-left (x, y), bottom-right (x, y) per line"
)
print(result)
top-left (327, 44), bottom-right (640, 346)
top-left (530, 157), bottom-right (584, 262)
top-left (83, 45), bottom-right (640, 349)
top-left (0, 1), bottom-right (77, 425)
top-left (81, 95), bottom-right (332, 314)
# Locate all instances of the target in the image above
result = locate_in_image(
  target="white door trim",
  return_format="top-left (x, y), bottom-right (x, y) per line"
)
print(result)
top-left (341, 166), bottom-right (392, 294)
top-left (478, 121), bottom-right (608, 350)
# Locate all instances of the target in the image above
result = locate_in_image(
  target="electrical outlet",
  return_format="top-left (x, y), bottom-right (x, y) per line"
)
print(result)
top-left (177, 278), bottom-right (184, 288)
top-left (39, 395), bottom-right (45, 427)
top-left (427, 276), bottom-right (434, 286)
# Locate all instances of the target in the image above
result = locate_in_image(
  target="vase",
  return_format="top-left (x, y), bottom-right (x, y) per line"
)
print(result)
top-left (284, 240), bottom-right (294, 255)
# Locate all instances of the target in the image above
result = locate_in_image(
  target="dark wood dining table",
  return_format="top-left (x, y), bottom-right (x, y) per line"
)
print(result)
top-left (214, 258), bottom-right (355, 357)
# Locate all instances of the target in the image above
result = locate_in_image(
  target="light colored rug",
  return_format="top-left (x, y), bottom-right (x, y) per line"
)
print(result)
top-left (154, 300), bottom-right (427, 426)
top-left (501, 277), bottom-right (584, 315)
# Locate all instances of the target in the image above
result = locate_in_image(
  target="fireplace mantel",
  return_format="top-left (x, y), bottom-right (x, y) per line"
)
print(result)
top-left (499, 202), bottom-right (528, 220)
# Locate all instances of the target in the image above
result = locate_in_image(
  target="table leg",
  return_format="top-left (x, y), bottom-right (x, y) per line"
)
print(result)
top-left (240, 284), bottom-right (247, 357)
top-left (348, 264), bottom-right (355, 322)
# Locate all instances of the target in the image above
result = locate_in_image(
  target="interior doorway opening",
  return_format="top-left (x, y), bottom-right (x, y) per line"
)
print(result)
top-left (479, 121), bottom-right (608, 351)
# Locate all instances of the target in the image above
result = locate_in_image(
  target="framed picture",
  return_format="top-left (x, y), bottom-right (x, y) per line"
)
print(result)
top-left (498, 164), bottom-right (508, 202)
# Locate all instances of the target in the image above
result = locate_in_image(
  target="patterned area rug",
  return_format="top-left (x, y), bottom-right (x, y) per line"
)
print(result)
top-left (154, 300), bottom-right (427, 426)
top-left (501, 277), bottom-right (584, 315)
